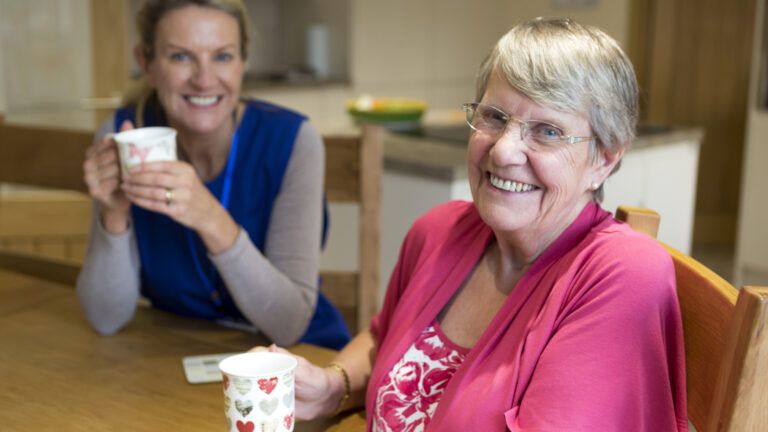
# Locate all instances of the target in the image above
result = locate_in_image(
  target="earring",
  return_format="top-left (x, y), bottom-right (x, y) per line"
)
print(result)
top-left (591, 182), bottom-right (600, 191)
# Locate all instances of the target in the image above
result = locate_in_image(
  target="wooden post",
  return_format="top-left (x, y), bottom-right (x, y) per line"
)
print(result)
top-left (90, 0), bottom-right (132, 124)
top-left (358, 124), bottom-right (383, 331)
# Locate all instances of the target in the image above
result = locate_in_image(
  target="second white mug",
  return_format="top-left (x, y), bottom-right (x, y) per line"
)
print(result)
top-left (111, 126), bottom-right (177, 176)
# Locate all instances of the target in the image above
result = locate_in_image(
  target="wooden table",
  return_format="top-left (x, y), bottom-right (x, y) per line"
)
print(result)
top-left (0, 269), bottom-right (365, 431)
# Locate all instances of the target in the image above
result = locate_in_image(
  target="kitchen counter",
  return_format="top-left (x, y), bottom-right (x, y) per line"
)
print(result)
top-left (384, 129), bottom-right (467, 181)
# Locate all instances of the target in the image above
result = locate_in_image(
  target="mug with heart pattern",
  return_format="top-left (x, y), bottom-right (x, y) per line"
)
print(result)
top-left (219, 352), bottom-right (297, 432)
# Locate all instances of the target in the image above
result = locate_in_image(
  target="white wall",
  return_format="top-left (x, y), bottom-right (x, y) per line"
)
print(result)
top-left (737, 111), bottom-right (768, 285)
top-left (736, 0), bottom-right (768, 286)
top-left (503, 0), bottom-right (631, 48)
top-left (351, 0), bottom-right (633, 110)
top-left (735, 0), bottom-right (768, 286)
top-left (0, 1), bottom-right (5, 114)
top-left (250, 0), bottom-right (634, 129)
top-left (602, 139), bottom-right (701, 254)
top-left (0, 0), bottom-right (92, 112)
top-left (350, 0), bottom-right (509, 111)
top-left (0, 0), bottom-right (633, 117)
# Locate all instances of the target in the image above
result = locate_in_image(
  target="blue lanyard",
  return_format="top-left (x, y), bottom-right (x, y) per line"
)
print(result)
top-left (186, 128), bottom-right (240, 306)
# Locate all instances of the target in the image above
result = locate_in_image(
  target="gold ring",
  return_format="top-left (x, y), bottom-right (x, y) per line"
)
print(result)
top-left (165, 188), bottom-right (174, 207)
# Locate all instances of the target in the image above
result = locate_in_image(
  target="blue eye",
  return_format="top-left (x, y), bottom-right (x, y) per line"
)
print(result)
top-left (477, 106), bottom-right (508, 129)
top-left (170, 52), bottom-right (190, 62)
top-left (530, 122), bottom-right (564, 142)
top-left (215, 52), bottom-right (235, 62)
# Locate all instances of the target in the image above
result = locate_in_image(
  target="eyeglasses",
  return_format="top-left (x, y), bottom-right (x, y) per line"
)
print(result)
top-left (462, 102), bottom-right (595, 147)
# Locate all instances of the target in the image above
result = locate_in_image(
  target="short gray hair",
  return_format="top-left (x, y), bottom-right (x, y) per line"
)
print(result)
top-left (476, 17), bottom-right (638, 201)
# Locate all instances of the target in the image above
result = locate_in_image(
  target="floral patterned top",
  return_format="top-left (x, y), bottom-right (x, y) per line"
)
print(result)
top-left (372, 321), bottom-right (470, 432)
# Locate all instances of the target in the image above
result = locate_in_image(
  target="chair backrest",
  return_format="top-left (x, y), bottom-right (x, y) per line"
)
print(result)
top-left (0, 123), bottom-right (91, 284)
top-left (0, 123), bottom-right (90, 192)
top-left (615, 205), bottom-right (768, 432)
top-left (321, 125), bottom-right (383, 333)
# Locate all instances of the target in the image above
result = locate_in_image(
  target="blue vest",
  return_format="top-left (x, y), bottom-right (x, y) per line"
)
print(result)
top-left (114, 98), bottom-right (350, 349)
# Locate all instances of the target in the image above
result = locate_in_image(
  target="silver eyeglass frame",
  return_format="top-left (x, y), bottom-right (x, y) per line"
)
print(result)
top-left (462, 102), bottom-right (595, 146)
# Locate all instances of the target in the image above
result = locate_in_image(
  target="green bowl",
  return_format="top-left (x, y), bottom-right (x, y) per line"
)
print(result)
top-left (346, 98), bottom-right (427, 125)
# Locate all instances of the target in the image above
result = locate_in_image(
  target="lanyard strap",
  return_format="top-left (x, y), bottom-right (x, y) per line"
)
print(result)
top-left (187, 128), bottom-right (241, 306)
top-left (219, 128), bottom-right (239, 210)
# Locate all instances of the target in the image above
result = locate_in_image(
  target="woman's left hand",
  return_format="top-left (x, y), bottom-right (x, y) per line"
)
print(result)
top-left (122, 160), bottom-right (223, 232)
top-left (250, 345), bottom-right (345, 420)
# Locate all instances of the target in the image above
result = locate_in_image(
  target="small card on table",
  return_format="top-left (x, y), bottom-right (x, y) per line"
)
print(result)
top-left (182, 352), bottom-right (240, 384)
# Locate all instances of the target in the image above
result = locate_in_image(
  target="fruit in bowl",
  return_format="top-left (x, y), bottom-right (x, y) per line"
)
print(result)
top-left (346, 95), bottom-right (427, 125)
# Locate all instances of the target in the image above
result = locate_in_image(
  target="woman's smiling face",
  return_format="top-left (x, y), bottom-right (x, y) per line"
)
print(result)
top-left (139, 5), bottom-right (244, 136)
top-left (467, 73), bottom-right (616, 245)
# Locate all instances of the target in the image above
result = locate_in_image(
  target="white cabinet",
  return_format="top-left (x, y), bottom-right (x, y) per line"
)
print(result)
top-left (602, 133), bottom-right (702, 254)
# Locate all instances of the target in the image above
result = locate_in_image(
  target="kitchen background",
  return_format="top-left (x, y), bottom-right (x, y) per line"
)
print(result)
top-left (0, 0), bottom-right (766, 292)
top-left (0, 0), bottom-right (632, 127)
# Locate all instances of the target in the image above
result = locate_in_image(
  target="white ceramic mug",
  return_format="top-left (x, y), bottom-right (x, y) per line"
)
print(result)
top-left (219, 352), bottom-right (297, 432)
top-left (110, 126), bottom-right (177, 176)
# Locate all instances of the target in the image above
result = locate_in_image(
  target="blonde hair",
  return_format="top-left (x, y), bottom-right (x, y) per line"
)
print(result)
top-left (476, 18), bottom-right (638, 200)
top-left (136, 0), bottom-right (250, 61)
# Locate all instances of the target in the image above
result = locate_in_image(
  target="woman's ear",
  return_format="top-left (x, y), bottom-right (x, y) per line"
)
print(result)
top-left (592, 143), bottom-right (626, 186)
top-left (133, 46), bottom-right (155, 87)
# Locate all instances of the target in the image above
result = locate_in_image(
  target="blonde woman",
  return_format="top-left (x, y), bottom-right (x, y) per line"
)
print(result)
top-left (78, 0), bottom-right (350, 349)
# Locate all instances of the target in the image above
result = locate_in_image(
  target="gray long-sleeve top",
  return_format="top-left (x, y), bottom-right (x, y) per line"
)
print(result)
top-left (76, 119), bottom-right (324, 346)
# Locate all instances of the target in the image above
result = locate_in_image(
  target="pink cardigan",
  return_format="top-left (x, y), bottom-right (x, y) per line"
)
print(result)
top-left (367, 201), bottom-right (687, 431)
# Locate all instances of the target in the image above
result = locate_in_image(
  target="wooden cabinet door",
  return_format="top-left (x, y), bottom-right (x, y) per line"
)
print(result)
top-left (633, 0), bottom-right (757, 245)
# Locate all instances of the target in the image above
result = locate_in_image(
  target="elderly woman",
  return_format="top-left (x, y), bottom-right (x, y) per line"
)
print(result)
top-left (258, 17), bottom-right (688, 431)
top-left (77, 0), bottom-right (350, 350)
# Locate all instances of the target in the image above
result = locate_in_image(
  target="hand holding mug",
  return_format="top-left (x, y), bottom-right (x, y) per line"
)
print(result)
top-left (111, 126), bottom-right (177, 176)
top-left (83, 120), bottom-right (133, 231)
top-left (249, 345), bottom-right (346, 420)
top-left (121, 159), bottom-right (224, 231)
top-left (117, 131), bottom-right (239, 253)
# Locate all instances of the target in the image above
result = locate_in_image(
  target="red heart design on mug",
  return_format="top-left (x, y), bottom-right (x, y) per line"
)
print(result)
top-left (283, 413), bottom-right (293, 429)
top-left (257, 377), bottom-right (278, 395)
top-left (236, 420), bottom-right (254, 432)
top-left (128, 143), bottom-right (153, 163)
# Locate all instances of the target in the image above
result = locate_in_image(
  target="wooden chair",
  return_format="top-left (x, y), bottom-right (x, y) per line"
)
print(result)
top-left (0, 123), bottom-right (90, 285)
top-left (321, 125), bottom-right (383, 333)
top-left (616, 205), bottom-right (768, 432)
